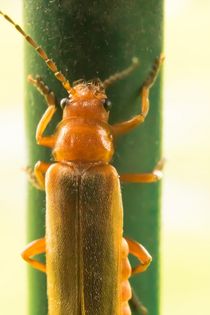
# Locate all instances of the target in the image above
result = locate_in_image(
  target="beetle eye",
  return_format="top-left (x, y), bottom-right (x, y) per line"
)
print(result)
top-left (60, 98), bottom-right (69, 110)
top-left (103, 99), bottom-right (112, 111)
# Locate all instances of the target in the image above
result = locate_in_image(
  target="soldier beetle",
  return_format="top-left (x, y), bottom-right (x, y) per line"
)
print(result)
top-left (0, 10), bottom-right (164, 315)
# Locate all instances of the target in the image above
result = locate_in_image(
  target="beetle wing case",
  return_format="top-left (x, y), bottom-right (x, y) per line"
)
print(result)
top-left (45, 162), bottom-right (123, 315)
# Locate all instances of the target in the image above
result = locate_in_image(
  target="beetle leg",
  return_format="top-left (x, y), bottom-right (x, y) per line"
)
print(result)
top-left (129, 288), bottom-right (148, 315)
top-left (120, 159), bottom-right (164, 183)
top-left (36, 105), bottom-right (57, 147)
top-left (112, 54), bottom-right (164, 136)
top-left (28, 75), bottom-right (57, 148)
top-left (21, 238), bottom-right (46, 273)
top-left (23, 166), bottom-right (41, 190)
top-left (23, 162), bottom-right (51, 190)
top-left (33, 161), bottom-right (51, 190)
top-left (121, 238), bottom-right (150, 315)
top-left (28, 75), bottom-right (57, 107)
top-left (126, 238), bottom-right (152, 275)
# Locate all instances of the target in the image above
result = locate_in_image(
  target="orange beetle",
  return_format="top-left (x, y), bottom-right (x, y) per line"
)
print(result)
top-left (0, 11), bottom-right (164, 315)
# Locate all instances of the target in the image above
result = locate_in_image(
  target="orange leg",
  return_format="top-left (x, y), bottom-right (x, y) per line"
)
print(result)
top-left (126, 238), bottom-right (152, 275)
top-left (24, 161), bottom-right (51, 190)
top-left (28, 75), bottom-right (56, 107)
top-left (120, 159), bottom-right (164, 183)
top-left (35, 105), bottom-right (56, 147)
top-left (21, 238), bottom-right (46, 273)
top-left (28, 75), bottom-right (57, 148)
top-left (121, 238), bottom-right (151, 315)
top-left (112, 54), bottom-right (164, 136)
top-left (127, 239), bottom-right (152, 314)
top-left (34, 161), bottom-right (51, 190)
top-left (130, 288), bottom-right (148, 315)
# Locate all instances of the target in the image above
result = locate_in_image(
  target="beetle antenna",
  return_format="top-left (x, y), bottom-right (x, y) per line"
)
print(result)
top-left (103, 57), bottom-right (139, 89)
top-left (0, 11), bottom-right (76, 95)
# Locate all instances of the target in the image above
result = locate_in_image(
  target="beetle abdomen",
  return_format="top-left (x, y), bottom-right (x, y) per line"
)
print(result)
top-left (46, 162), bottom-right (123, 315)
top-left (121, 238), bottom-right (132, 315)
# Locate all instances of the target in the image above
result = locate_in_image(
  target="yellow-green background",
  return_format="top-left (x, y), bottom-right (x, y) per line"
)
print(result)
top-left (0, 1), bottom-right (210, 314)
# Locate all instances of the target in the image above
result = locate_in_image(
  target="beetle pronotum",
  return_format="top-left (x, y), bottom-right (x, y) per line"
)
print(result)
top-left (0, 10), bottom-right (164, 315)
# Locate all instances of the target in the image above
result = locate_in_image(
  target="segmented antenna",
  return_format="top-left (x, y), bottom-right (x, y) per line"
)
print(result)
top-left (103, 57), bottom-right (140, 89)
top-left (0, 11), bottom-right (76, 95)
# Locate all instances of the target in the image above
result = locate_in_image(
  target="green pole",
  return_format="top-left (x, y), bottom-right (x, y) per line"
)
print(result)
top-left (24, 1), bottom-right (163, 314)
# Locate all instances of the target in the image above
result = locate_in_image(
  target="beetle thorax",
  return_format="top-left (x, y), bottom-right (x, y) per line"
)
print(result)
top-left (53, 117), bottom-right (114, 163)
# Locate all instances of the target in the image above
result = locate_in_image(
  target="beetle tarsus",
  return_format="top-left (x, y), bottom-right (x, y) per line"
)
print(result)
top-left (141, 54), bottom-right (165, 89)
top-left (22, 166), bottom-right (43, 190)
top-left (130, 288), bottom-right (148, 315)
top-left (28, 75), bottom-right (57, 107)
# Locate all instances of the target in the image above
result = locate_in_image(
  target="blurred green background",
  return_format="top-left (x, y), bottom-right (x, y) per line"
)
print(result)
top-left (0, 1), bottom-right (210, 314)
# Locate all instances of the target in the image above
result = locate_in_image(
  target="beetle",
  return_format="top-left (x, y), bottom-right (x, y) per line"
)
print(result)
top-left (0, 10), bottom-right (164, 315)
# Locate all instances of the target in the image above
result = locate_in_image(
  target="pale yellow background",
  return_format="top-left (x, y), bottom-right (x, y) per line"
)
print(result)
top-left (0, 1), bottom-right (210, 314)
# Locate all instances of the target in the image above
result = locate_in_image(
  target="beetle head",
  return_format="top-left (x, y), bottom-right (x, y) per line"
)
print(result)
top-left (60, 79), bottom-right (112, 122)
